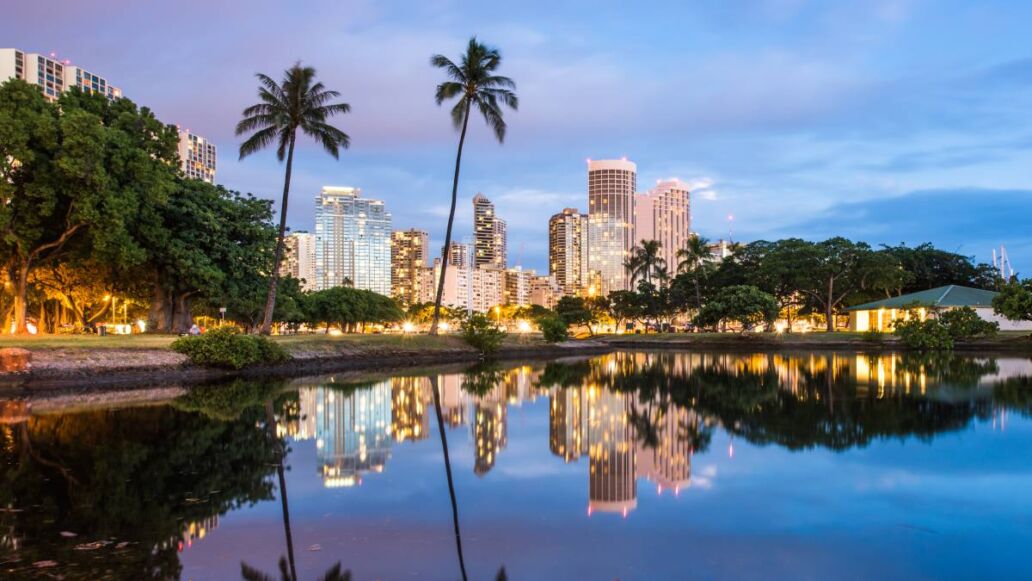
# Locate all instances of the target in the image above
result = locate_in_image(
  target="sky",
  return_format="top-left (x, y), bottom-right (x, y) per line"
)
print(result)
top-left (4, 0), bottom-right (1032, 274)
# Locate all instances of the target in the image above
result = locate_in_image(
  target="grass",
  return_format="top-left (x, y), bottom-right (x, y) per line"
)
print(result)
top-left (0, 331), bottom-right (550, 352)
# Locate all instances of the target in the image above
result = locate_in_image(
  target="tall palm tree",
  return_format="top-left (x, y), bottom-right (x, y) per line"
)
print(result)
top-left (428, 38), bottom-right (518, 335)
top-left (236, 63), bottom-right (351, 335)
top-left (625, 240), bottom-right (665, 286)
top-left (676, 234), bottom-right (712, 311)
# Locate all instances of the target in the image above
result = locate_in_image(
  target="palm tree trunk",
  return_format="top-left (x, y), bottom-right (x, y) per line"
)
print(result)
top-left (429, 103), bottom-right (471, 336)
top-left (428, 375), bottom-right (468, 581)
top-left (261, 133), bottom-right (297, 335)
top-left (265, 400), bottom-right (298, 581)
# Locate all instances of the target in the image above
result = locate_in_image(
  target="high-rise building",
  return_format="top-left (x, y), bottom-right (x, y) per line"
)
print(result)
top-left (314, 186), bottom-right (392, 294)
top-left (437, 263), bottom-right (505, 313)
top-left (587, 159), bottom-right (637, 294)
top-left (1, 48), bottom-right (121, 100)
top-left (634, 180), bottom-right (690, 272)
top-left (391, 229), bottom-right (429, 305)
top-left (503, 267), bottom-right (534, 307)
top-left (391, 377), bottom-right (430, 443)
top-left (549, 208), bottom-right (590, 296)
top-left (472, 193), bottom-right (507, 269)
top-left (587, 389), bottom-right (637, 515)
top-left (281, 231), bottom-right (317, 291)
top-left (177, 130), bottom-right (217, 183)
top-left (529, 275), bottom-right (560, 309)
top-left (441, 241), bottom-right (471, 270)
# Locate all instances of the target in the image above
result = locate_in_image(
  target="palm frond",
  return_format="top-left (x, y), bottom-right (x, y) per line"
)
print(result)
top-left (238, 126), bottom-right (280, 160)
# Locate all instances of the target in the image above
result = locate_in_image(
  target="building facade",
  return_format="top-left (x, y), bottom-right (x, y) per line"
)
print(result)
top-left (177, 130), bottom-right (217, 183)
top-left (548, 208), bottom-right (590, 296)
top-left (390, 229), bottom-right (429, 306)
top-left (503, 267), bottom-right (534, 307)
top-left (281, 231), bottom-right (317, 291)
top-left (634, 179), bottom-right (690, 272)
top-left (314, 186), bottom-right (391, 294)
top-left (1, 48), bottom-right (121, 100)
top-left (587, 159), bottom-right (637, 294)
top-left (473, 193), bottom-right (507, 270)
top-left (529, 275), bottom-right (561, 308)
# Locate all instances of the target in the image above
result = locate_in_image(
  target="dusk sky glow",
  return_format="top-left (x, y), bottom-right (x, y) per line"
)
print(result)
top-left (5, 0), bottom-right (1031, 272)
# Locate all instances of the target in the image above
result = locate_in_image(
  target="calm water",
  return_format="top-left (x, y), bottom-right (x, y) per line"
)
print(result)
top-left (2, 351), bottom-right (1031, 580)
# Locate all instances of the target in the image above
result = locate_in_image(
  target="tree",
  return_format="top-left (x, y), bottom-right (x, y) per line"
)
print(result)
top-left (555, 296), bottom-right (596, 336)
top-left (993, 278), bottom-right (1032, 326)
top-left (675, 234), bottom-right (713, 311)
top-left (881, 242), bottom-right (997, 293)
top-left (695, 285), bottom-right (779, 332)
top-left (625, 239), bottom-right (665, 286)
top-left (428, 38), bottom-right (518, 335)
top-left (789, 238), bottom-right (892, 332)
top-left (236, 64), bottom-right (351, 335)
top-left (0, 81), bottom-right (178, 333)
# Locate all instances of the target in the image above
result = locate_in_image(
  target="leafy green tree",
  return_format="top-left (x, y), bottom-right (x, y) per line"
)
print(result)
top-left (304, 287), bottom-right (404, 332)
top-left (140, 180), bottom-right (277, 333)
top-left (236, 64), bottom-right (351, 335)
top-left (893, 317), bottom-right (954, 350)
top-left (881, 242), bottom-right (997, 293)
top-left (695, 285), bottom-right (779, 332)
top-left (993, 278), bottom-right (1032, 326)
top-left (428, 38), bottom-right (518, 335)
top-left (609, 290), bottom-right (643, 330)
top-left (538, 316), bottom-right (570, 343)
top-left (555, 296), bottom-right (596, 336)
top-left (0, 81), bottom-right (178, 333)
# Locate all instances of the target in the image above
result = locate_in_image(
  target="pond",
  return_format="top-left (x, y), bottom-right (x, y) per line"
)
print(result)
top-left (2, 351), bottom-right (1031, 580)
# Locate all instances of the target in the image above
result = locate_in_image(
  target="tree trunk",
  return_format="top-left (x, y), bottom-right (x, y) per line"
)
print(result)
top-left (172, 292), bottom-right (194, 334)
top-left (430, 103), bottom-right (472, 336)
top-left (147, 273), bottom-right (172, 333)
top-left (825, 278), bottom-right (835, 332)
top-left (11, 262), bottom-right (30, 335)
top-left (261, 133), bottom-right (297, 336)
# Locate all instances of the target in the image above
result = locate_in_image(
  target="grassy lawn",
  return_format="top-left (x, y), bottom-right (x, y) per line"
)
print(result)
top-left (0, 332), bottom-right (549, 352)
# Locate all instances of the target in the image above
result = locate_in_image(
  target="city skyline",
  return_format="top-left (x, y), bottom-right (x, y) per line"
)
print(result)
top-left (4, 1), bottom-right (1030, 274)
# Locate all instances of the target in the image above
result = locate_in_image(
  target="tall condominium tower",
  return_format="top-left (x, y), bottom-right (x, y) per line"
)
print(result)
top-left (548, 208), bottom-right (590, 296)
top-left (441, 241), bottom-right (472, 270)
top-left (314, 186), bottom-right (392, 294)
top-left (587, 159), bottom-right (637, 294)
top-left (390, 229), bottom-right (429, 305)
top-left (472, 193), bottom-right (507, 269)
top-left (634, 179), bottom-right (691, 272)
top-left (281, 231), bottom-right (317, 291)
top-left (1, 48), bottom-right (122, 100)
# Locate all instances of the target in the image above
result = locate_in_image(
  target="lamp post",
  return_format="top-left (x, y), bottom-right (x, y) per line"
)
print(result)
top-left (219, 307), bottom-right (227, 327)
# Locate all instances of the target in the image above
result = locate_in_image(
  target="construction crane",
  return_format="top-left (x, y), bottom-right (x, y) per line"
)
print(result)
top-left (992, 245), bottom-right (1014, 280)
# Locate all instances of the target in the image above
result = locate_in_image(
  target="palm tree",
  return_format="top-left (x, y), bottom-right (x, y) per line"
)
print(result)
top-left (428, 38), bottom-right (518, 335)
top-left (676, 234), bottom-right (712, 311)
top-left (236, 64), bottom-right (351, 335)
top-left (625, 240), bottom-right (665, 286)
top-left (428, 375), bottom-right (469, 581)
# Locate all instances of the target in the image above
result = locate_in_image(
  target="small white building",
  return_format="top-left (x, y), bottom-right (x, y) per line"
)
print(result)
top-left (845, 285), bottom-right (1032, 332)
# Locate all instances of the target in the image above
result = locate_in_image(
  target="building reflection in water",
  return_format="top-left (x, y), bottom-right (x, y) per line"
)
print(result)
top-left (290, 352), bottom-right (1032, 506)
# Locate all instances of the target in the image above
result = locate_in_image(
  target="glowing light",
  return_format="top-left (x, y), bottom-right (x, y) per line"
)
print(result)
top-left (402, 321), bottom-right (415, 333)
top-left (328, 328), bottom-right (343, 336)
top-left (439, 322), bottom-right (451, 332)
top-left (517, 320), bottom-right (531, 333)
top-left (136, 320), bottom-right (147, 333)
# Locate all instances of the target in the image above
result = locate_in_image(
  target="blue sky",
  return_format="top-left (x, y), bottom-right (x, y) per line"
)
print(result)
top-left (5, 0), bottom-right (1032, 273)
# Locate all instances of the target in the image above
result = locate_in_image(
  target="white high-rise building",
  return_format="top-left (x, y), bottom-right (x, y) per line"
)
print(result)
top-left (587, 159), bottom-right (637, 294)
top-left (282, 232), bottom-right (317, 291)
top-left (177, 130), bottom-right (217, 183)
top-left (634, 179), bottom-right (691, 272)
top-left (314, 186), bottom-right (392, 294)
top-left (1, 48), bottom-right (121, 100)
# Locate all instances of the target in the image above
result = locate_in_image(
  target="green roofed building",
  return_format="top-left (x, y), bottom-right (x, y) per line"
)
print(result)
top-left (845, 285), bottom-right (1031, 332)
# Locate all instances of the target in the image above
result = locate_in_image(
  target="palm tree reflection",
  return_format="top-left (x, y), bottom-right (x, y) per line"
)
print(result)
top-left (428, 374), bottom-right (469, 581)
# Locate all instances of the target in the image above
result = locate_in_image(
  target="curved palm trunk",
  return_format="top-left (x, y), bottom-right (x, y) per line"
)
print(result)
top-left (264, 399), bottom-right (298, 581)
top-left (429, 103), bottom-right (471, 336)
top-left (428, 375), bottom-right (468, 581)
top-left (261, 133), bottom-right (297, 335)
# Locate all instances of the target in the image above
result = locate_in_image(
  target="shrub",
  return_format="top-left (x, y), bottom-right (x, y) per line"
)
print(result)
top-left (892, 318), bottom-right (953, 351)
top-left (460, 313), bottom-right (507, 356)
top-left (939, 307), bottom-right (998, 340)
top-left (539, 316), bottom-right (570, 343)
top-left (171, 327), bottom-right (289, 369)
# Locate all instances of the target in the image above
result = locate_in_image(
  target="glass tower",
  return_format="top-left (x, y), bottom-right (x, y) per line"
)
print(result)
top-left (314, 186), bottom-right (392, 294)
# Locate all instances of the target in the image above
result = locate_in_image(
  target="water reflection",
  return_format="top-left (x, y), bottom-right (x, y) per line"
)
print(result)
top-left (0, 351), bottom-right (1029, 578)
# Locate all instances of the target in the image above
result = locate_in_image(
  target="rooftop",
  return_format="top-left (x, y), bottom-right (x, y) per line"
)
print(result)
top-left (845, 285), bottom-right (998, 312)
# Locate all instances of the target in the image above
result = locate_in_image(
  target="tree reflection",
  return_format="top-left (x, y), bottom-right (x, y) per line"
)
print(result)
top-left (428, 374), bottom-right (468, 581)
top-left (0, 404), bottom-right (279, 578)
